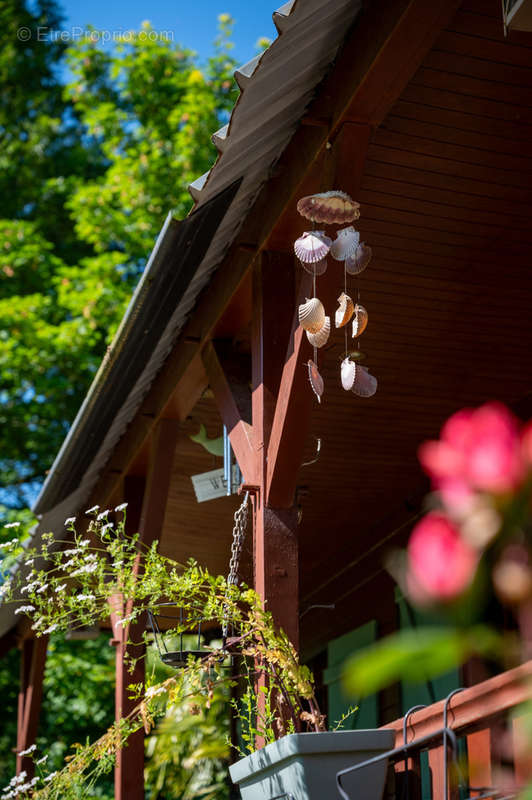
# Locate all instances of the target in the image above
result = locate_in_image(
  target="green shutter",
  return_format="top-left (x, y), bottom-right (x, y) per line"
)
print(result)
top-left (324, 620), bottom-right (378, 730)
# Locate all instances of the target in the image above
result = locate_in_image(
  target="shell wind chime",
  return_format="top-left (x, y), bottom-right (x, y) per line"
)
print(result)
top-left (293, 191), bottom-right (377, 403)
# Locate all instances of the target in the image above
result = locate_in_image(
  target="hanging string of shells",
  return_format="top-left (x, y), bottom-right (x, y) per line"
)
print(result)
top-left (294, 190), bottom-right (377, 403)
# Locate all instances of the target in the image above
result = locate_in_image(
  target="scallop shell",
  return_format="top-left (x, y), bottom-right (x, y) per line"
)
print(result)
top-left (341, 357), bottom-right (356, 391)
top-left (352, 365), bottom-right (377, 397)
top-left (298, 297), bottom-right (325, 333)
top-left (345, 243), bottom-right (372, 275)
top-left (306, 316), bottom-right (330, 348)
top-left (294, 231), bottom-right (332, 264)
top-left (330, 227), bottom-right (360, 261)
top-left (300, 257), bottom-right (328, 276)
top-left (352, 304), bottom-right (368, 337)
top-left (335, 292), bottom-right (354, 328)
top-left (297, 191), bottom-right (361, 224)
top-left (307, 359), bottom-right (324, 403)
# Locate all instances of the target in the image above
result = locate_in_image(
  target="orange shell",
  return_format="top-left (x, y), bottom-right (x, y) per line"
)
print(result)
top-left (335, 292), bottom-right (355, 329)
top-left (352, 304), bottom-right (368, 337)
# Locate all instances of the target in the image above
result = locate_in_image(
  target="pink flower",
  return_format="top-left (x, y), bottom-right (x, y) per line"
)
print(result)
top-left (419, 404), bottom-right (523, 508)
top-left (406, 513), bottom-right (478, 603)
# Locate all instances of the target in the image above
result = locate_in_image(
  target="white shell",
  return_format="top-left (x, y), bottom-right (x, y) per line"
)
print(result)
top-left (294, 231), bottom-right (332, 264)
top-left (300, 257), bottom-right (327, 276)
top-left (298, 297), bottom-right (325, 333)
top-left (352, 304), bottom-right (368, 337)
top-left (335, 293), bottom-right (354, 329)
top-left (341, 357), bottom-right (356, 391)
top-left (330, 226), bottom-right (360, 261)
top-left (345, 243), bottom-right (372, 275)
top-left (306, 316), bottom-right (330, 348)
top-left (307, 360), bottom-right (324, 403)
top-left (352, 365), bottom-right (377, 397)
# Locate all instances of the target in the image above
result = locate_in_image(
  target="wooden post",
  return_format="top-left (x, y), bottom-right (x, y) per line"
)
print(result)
top-left (252, 252), bottom-right (300, 649)
top-left (113, 419), bottom-right (179, 800)
top-left (16, 636), bottom-right (48, 777)
top-left (112, 475), bottom-right (145, 800)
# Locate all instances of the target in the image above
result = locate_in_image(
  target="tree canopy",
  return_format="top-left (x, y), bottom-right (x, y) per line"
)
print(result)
top-left (0, 1), bottom-right (238, 513)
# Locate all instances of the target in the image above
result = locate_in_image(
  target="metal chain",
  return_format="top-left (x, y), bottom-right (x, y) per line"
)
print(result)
top-left (227, 491), bottom-right (249, 587)
top-left (223, 491), bottom-right (249, 638)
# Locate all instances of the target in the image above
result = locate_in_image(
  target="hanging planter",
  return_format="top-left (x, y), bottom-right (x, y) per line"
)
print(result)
top-left (229, 729), bottom-right (394, 800)
top-left (147, 604), bottom-right (217, 669)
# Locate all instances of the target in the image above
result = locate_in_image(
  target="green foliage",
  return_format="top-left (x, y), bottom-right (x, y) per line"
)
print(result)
top-left (343, 625), bottom-right (501, 699)
top-left (1, 508), bottom-right (324, 798)
top-left (0, 7), bottom-right (238, 509)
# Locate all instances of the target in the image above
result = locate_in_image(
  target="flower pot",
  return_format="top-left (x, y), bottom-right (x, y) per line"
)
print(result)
top-left (229, 729), bottom-right (395, 800)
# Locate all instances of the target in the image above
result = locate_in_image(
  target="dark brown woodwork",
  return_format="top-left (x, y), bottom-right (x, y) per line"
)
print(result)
top-left (16, 636), bottom-right (48, 777)
top-left (201, 340), bottom-right (256, 482)
top-left (252, 253), bottom-right (300, 649)
top-left (384, 661), bottom-right (532, 744)
top-left (83, 0), bottom-right (462, 519)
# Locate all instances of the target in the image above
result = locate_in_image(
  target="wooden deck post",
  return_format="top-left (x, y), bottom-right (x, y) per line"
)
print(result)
top-left (113, 419), bottom-right (179, 800)
top-left (16, 635), bottom-right (48, 777)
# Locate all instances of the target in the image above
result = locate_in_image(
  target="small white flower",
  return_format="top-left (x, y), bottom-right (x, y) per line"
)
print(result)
top-left (36, 583), bottom-right (49, 594)
top-left (4, 522), bottom-right (20, 529)
top-left (78, 594), bottom-right (96, 602)
top-left (64, 517), bottom-right (76, 526)
top-left (0, 582), bottom-right (11, 597)
top-left (43, 624), bottom-right (58, 635)
top-left (36, 755), bottom-right (48, 765)
top-left (79, 539), bottom-right (90, 547)
top-left (96, 510), bottom-right (109, 521)
top-left (145, 685), bottom-right (166, 699)
top-left (55, 584), bottom-right (67, 593)
top-left (25, 559), bottom-right (34, 567)
top-left (85, 505), bottom-right (99, 514)
top-left (0, 538), bottom-right (20, 550)
top-left (62, 548), bottom-right (79, 556)
top-left (14, 606), bottom-right (35, 615)
top-left (44, 772), bottom-right (57, 782)
top-left (115, 502), bottom-right (128, 512)
top-left (101, 522), bottom-right (114, 534)
top-left (18, 744), bottom-right (36, 756)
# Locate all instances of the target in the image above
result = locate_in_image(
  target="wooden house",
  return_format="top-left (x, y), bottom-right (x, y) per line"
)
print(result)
top-left (2, 0), bottom-right (532, 796)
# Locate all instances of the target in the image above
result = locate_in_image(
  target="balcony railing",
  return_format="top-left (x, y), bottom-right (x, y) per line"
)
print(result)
top-left (378, 660), bottom-right (532, 800)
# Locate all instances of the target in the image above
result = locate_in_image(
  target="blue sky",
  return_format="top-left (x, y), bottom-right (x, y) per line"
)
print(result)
top-left (58, 0), bottom-right (278, 65)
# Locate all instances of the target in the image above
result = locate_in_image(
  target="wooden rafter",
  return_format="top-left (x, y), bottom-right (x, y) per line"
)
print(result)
top-left (201, 340), bottom-right (256, 482)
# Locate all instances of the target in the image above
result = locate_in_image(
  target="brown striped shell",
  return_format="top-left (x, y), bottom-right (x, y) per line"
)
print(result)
top-left (298, 297), bottom-right (326, 333)
top-left (297, 191), bottom-right (360, 224)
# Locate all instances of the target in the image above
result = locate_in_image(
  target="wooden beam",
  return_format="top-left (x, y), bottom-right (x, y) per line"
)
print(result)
top-left (16, 636), bottom-right (48, 777)
top-left (201, 340), bottom-right (256, 482)
top-left (384, 660), bottom-right (532, 745)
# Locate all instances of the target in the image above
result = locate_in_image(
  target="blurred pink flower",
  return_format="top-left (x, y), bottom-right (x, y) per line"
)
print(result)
top-left (407, 513), bottom-right (478, 603)
top-left (419, 404), bottom-right (523, 508)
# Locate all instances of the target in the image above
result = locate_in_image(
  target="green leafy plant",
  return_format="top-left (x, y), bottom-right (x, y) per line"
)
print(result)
top-left (1, 506), bottom-right (325, 798)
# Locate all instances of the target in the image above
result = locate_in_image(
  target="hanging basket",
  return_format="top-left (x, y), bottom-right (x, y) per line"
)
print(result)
top-left (147, 604), bottom-right (221, 669)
